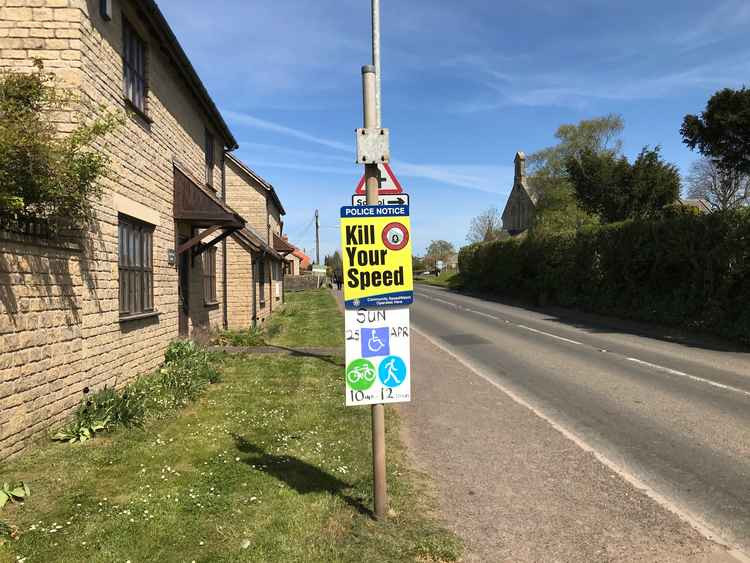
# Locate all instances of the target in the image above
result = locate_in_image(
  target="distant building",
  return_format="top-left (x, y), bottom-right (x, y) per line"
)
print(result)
top-left (679, 198), bottom-right (712, 213)
top-left (224, 154), bottom-right (291, 327)
top-left (501, 152), bottom-right (539, 236)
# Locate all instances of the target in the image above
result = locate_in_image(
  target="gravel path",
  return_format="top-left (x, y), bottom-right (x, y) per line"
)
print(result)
top-left (398, 330), bottom-right (737, 562)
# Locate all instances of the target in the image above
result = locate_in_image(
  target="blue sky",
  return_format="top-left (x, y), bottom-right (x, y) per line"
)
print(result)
top-left (159, 0), bottom-right (750, 257)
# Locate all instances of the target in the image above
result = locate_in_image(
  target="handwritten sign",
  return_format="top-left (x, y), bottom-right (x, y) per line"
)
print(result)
top-left (344, 306), bottom-right (411, 406)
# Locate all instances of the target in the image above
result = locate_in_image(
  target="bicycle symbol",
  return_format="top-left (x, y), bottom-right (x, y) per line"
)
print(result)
top-left (346, 359), bottom-right (376, 391)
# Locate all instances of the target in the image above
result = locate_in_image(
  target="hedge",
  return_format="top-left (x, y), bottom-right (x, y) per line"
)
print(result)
top-left (458, 209), bottom-right (750, 345)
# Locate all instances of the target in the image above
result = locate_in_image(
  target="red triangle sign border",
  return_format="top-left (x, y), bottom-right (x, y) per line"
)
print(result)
top-left (354, 163), bottom-right (404, 195)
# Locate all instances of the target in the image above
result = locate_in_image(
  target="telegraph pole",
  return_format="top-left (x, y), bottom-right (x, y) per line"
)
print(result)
top-left (315, 209), bottom-right (320, 265)
top-left (363, 2), bottom-right (387, 520)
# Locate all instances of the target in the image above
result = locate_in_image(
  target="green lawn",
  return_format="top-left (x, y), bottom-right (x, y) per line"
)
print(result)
top-left (415, 271), bottom-right (462, 289)
top-left (0, 289), bottom-right (461, 562)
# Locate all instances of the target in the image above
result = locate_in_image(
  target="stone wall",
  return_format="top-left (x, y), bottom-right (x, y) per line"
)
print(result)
top-left (225, 238), bottom-right (253, 330)
top-left (0, 0), bottom-right (232, 458)
top-left (285, 274), bottom-right (322, 292)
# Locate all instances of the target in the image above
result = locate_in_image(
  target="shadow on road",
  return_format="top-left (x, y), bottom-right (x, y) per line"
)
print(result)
top-left (421, 285), bottom-right (750, 355)
top-left (231, 434), bottom-right (372, 517)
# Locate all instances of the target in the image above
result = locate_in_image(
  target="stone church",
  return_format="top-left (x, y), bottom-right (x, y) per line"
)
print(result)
top-left (501, 152), bottom-right (539, 235)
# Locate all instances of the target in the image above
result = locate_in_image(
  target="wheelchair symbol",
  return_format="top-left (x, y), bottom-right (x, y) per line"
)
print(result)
top-left (361, 327), bottom-right (390, 358)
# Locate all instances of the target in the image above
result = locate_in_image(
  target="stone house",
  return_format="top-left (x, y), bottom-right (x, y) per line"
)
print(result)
top-left (284, 246), bottom-right (301, 276)
top-left (224, 154), bottom-right (293, 329)
top-left (501, 152), bottom-right (538, 236)
top-left (0, 0), bottom-right (271, 457)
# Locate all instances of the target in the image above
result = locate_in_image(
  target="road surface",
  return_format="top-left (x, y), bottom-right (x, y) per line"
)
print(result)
top-left (410, 284), bottom-right (750, 556)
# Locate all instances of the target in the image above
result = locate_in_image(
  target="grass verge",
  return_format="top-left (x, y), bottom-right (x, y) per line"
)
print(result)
top-left (415, 271), bottom-right (462, 289)
top-left (0, 289), bottom-right (461, 562)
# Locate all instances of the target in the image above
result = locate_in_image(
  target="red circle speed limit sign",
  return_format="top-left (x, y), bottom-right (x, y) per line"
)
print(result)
top-left (382, 222), bottom-right (409, 251)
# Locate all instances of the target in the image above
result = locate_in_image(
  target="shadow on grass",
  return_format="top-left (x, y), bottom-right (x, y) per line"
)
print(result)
top-left (231, 434), bottom-right (372, 518)
top-left (266, 345), bottom-right (344, 367)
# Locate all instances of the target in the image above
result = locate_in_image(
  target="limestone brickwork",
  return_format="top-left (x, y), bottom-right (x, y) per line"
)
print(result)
top-left (224, 155), bottom-right (286, 327)
top-left (0, 0), bottom-right (241, 458)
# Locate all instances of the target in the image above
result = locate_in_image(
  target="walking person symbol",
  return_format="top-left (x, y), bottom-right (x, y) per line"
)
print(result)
top-left (378, 355), bottom-right (407, 387)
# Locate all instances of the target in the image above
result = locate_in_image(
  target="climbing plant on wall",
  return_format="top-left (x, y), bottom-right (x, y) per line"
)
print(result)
top-left (0, 60), bottom-right (120, 228)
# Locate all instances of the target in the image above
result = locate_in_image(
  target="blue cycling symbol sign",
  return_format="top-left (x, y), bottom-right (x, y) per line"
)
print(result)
top-left (378, 355), bottom-right (407, 387)
top-left (361, 327), bottom-right (390, 358)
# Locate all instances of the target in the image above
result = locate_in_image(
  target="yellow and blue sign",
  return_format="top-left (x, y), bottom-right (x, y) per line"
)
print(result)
top-left (340, 205), bottom-right (413, 309)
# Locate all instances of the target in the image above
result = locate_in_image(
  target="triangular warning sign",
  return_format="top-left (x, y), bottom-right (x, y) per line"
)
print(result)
top-left (355, 163), bottom-right (404, 195)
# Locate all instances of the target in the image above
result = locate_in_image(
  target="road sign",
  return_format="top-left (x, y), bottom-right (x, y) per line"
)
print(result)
top-left (354, 162), bottom-right (403, 195)
top-left (312, 264), bottom-right (327, 275)
top-left (352, 193), bottom-right (409, 207)
top-left (345, 306), bottom-right (410, 406)
top-left (340, 205), bottom-right (413, 308)
top-left (436, 260), bottom-right (444, 271)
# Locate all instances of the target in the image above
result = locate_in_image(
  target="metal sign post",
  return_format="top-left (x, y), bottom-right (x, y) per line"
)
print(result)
top-left (362, 64), bottom-right (388, 521)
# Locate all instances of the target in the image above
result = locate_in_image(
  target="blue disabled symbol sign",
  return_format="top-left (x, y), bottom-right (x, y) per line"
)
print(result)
top-left (361, 327), bottom-right (390, 358)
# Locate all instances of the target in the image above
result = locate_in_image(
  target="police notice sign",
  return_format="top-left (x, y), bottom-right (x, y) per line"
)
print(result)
top-left (340, 205), bottom-right (413, 309)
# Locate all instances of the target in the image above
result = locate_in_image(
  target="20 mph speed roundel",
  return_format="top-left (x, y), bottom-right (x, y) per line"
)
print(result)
top-left (382, 222), bottom-right (409, 251)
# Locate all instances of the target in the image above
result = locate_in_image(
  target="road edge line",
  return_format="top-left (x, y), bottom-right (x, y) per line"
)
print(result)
top-left (411, 325), bottom-right (750, 563)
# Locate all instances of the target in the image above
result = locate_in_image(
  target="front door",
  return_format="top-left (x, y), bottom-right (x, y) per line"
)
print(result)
top-left (178, 235), bottom-right (190, 338)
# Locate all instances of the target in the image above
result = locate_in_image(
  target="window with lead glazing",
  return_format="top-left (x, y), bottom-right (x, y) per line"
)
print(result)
top-left (119, 216), bottom-right (154, 317)
top-left (203, 246), bottom-right (217, 304)
top-left (123, 18), bottom-right (147, 113)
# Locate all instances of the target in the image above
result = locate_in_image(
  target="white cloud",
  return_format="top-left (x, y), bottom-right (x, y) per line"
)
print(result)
top-left (228, 112), bottom-right (511, 194)
top-left (225, 111), bottom-right (352, 153)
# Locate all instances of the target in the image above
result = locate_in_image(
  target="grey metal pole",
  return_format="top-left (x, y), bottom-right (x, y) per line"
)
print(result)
top-left (315, 209), bottom-right (320, 265)
top-left (372, 0), bottom-right (382, 127)
top-left (361, 63), bottom-right (387, 521)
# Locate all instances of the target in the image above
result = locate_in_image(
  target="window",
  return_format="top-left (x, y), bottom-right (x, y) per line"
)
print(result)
top-left (205, 129), bottom-right (215, 188)
top-left (119, 216), bottom-right (154, 318)
top-left (123, 19), bottom-right (146, 113)
top-left (258, 257), bottom-right (266, 306)
top-left (203, 246), bottom-right (217, 304)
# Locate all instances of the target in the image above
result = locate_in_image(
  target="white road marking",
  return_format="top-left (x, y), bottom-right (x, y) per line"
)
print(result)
top-left (626, 357), bottom-right (750, 399)
top-left (412, 325), bottom-right (750, 562)
top-left (417, 289), bottom-right (750, 401)
top-left (516, 324), bottom-right (584, 346)
top-left (464, 308), bottom-right (498, 320)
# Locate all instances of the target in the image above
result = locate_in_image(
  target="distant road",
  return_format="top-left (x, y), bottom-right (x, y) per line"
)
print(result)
top-left (411, 284), bottom-right (750, 552)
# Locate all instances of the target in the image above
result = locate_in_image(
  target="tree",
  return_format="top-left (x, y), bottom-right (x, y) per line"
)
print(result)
top-left (0, 61), bottom-right (120, 226)
top-left (686, 158), bottom-right (749, 210)
top-left (324, 251), bottom-right (342, 277)
top-left (466, 206), bottom-right (504, 243)
top-left (531, 177), bottom-right (599, 237)
top-left (412, 255), bottom-right (427, 272)
top-left (681, 88), bottom-right (750, 176)
top-left (528, 114), bottom-right (624, 181)
top-left (425, 240), bottom-right (455, 264)
top-left (525, 115), bottom-right (623, 235)
top-left (566, 146), bottom-right (680, 223)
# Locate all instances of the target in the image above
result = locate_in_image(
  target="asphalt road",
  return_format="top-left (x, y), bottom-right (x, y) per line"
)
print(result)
top-left (411, 284), bottom-right (750, 554)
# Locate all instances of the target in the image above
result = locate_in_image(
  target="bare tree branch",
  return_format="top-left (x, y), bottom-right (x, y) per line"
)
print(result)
top-left (686, 158), bottom-right (750, 210)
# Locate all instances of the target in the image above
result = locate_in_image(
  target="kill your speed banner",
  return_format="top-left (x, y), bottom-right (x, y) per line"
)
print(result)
top-left (340, 205), bottom-right (413, 309)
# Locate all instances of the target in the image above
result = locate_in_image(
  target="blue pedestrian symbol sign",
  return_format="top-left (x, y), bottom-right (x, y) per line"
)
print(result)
top-left (361, 327), bottom-right (390, 358)
top-left (378, 355), bottom-right (407, 387)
